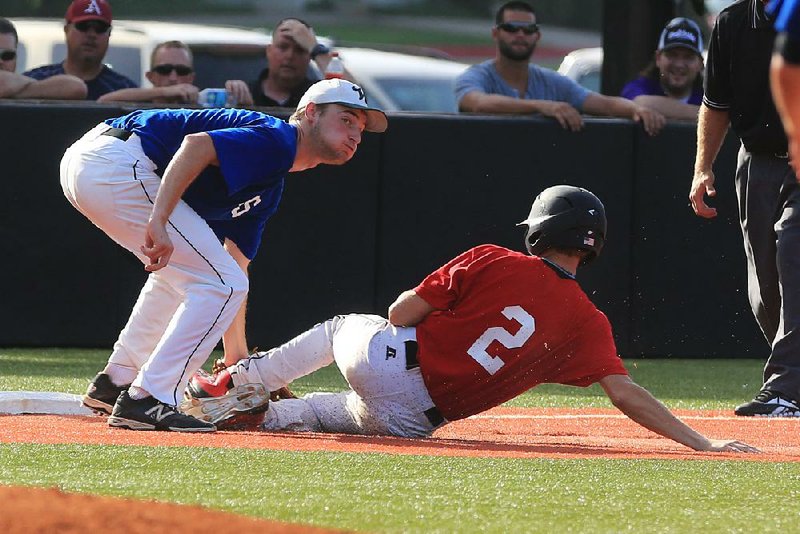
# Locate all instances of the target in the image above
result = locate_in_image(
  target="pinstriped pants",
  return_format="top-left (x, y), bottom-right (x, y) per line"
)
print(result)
top-left (60, 123), bottom-right (248, 405)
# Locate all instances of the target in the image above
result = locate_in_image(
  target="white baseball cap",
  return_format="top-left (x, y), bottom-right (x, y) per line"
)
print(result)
top-left (297, 79), bottom-right (388, 133)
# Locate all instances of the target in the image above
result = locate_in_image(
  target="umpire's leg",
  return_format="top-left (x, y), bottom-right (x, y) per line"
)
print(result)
top-left (765, 160), bottom-right (800, 399)
top-left (736, 148), bottom-right (781, 344)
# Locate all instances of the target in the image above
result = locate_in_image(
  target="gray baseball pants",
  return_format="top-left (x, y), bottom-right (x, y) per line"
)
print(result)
top-left (736, 146), bottom-right (800, 400)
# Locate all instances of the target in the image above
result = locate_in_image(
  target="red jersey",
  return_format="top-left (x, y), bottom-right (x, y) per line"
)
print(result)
top-left (414, 244), bottom-right (627, 421)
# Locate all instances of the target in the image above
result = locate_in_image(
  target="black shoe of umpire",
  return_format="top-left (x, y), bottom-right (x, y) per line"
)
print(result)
top-left (108, 391), bottom-right (217, 432)
top-left (82, 373), bottom-right (129, 415)
top-left (734, 389), bottom-right (800, 417)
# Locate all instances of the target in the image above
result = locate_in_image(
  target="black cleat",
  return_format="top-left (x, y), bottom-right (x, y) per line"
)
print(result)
top-left (734, 390), bottom-right (800, 417)
top-left (82, 373), bottom-right (129, 415)
top-left (108, 391), bottom-right (216, 432)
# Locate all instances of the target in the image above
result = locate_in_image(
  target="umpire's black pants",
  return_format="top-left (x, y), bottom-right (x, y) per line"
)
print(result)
top-left (736, 145), bottom-right (800, 400)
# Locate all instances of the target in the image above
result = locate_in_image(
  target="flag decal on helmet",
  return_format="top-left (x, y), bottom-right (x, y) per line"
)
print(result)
top-left (584, 237), bottom-right (595, 246)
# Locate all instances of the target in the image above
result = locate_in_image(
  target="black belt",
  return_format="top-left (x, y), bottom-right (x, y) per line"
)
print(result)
top-left (403, 340), bottom-right (445, 427)
top-left (404, 340), bottom-right (419, 370)
top-left (424, 406), bottom-right (445, 427)
top-left (746, 147), bottom-right (789, 159)
top-left (101, 127), bottom-right (132, 141)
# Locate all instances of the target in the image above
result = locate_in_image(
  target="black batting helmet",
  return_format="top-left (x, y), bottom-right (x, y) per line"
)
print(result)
top-left (517, 185), bottom-right (606, 265)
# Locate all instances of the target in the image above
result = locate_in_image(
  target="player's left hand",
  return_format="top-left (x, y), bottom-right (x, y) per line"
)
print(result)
top-left (141, 220), bottom-right (173, 272)
top-left (225, 80), bottom-right (254, 107)
top-left (702, 439), bottom-right (761, 453)
top-left (632, 106), bottom-right (666, 136)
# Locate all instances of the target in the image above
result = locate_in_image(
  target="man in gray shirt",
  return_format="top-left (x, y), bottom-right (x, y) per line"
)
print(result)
top-left (456, 1), bottom-right (665, 135)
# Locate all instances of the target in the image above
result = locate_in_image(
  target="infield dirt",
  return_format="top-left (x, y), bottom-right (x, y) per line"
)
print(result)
top-left (3, 406), bottom-right (797, 532)
top-left (2, 406), bottom-right (799, 461)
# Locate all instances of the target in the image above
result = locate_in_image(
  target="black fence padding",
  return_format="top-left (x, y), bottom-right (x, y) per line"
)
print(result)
top-left (375, 114), bottom-right (636, 355)
top-left (0, 103), bottom-right (765, 359)
top-left (630, 124), bottom-right (765, 357)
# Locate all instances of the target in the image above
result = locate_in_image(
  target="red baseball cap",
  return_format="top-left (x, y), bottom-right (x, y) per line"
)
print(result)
top-left (66, 0), bottom-right (113, 24)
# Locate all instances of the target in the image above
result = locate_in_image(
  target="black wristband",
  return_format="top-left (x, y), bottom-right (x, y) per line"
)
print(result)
top-left (778, 33), bottom-right (800, 65)
top-left (310, 43), bottom-right (330, 59)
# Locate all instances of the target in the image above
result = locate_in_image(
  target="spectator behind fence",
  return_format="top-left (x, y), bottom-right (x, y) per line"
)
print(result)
top-left (0, 17), bottom-right (86, 99)
top-left (23, 0), bottom-right (136, 100)
top-left (690, 0), bottom-right (800, 418)
top-left (455, 1), bottom-right (665, 135)
top-left (98, 41), bottom-right (253, 106)
top-left (770, 0), bottom-right (800, 176)
top-left (247, 17), bottom-right (334, 108)
top-left (621, 17), bottom-right (705, 121)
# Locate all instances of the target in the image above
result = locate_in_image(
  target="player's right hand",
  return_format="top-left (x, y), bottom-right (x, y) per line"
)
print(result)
top-left (141, 221), bottom-right (173, 272)
top-left (689, 169), bottom-right (717, 218)
top-left (703, 439), bottom-right (760, 453)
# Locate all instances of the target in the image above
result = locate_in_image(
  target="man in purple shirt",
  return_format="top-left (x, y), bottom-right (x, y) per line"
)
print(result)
top-left (621, 17), bottom-right (705, 121)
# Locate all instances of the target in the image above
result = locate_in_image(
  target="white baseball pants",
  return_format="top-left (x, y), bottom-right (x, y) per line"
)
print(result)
top-left (60, 123), bottom-right (248, 406)
top-left (231, 314), bottom-right (444, 438)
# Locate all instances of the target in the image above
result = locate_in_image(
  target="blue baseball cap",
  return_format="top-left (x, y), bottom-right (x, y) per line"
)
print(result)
top-left (658, 17), bottom-right (704, 57)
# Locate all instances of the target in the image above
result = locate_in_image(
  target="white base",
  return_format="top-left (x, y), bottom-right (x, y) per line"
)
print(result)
top-left (0, 391), bottom-right (94, 416)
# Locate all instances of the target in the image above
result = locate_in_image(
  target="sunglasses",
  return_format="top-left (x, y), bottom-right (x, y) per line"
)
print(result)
top-left (497, 22), bottom-right (539, 35)
top-left (151, 63), bottom-right (194, 76)
top-left (0, 49), bottom-right (16, 61)
top-left (74, 20), bottom-right (111, 34)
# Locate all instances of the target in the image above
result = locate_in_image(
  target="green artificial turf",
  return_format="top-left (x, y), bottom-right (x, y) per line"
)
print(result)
top-left (0, 349), bottom-right (789, 533)
top-left (0, 348), bottom-right (767, 410)
top-left (1, 444), bottom-right (798, 533)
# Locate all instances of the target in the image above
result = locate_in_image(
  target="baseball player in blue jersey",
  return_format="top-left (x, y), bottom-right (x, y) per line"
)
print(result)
top-left (771, 0), bottom-right (800, 175)
top-left (60, 78), bottom-right (387, 432)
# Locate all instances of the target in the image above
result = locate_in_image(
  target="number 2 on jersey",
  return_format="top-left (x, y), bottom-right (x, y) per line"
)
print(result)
top-left (467, 305), bottom-right (535, 375)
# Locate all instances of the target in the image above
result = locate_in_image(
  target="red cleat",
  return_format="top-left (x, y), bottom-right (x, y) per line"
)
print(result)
top-left (181, 368), bottom-right (270, 429)
top-left (186, 368), bottom-right (234, 398)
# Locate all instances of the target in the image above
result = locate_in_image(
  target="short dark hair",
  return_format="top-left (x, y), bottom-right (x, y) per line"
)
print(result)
top-left (150, 40), bottom-right (193, 67)
top-left (0, 17), bottom-right (18, 45)
top-left (495, 1), bottom-right (536, 25)
top-left (271, 17), bottom-right (312, 39)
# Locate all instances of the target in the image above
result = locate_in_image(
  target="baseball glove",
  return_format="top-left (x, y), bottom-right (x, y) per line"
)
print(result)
top-left (212, 357), bottom-right (297, 401)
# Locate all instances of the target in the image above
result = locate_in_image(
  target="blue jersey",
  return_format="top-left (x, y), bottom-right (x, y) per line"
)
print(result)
top-left (771, 0), bottom-right (800, 37)
top-left (23, 63), bottom-right (137, 100)
top-left (106, 108), bottom-right (297, 259)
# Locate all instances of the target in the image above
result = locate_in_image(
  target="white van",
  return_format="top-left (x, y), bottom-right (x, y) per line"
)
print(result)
top-left (11, 18), bottom-right (272, 90)
top-left (10, 18), bottom-right (466, 112)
